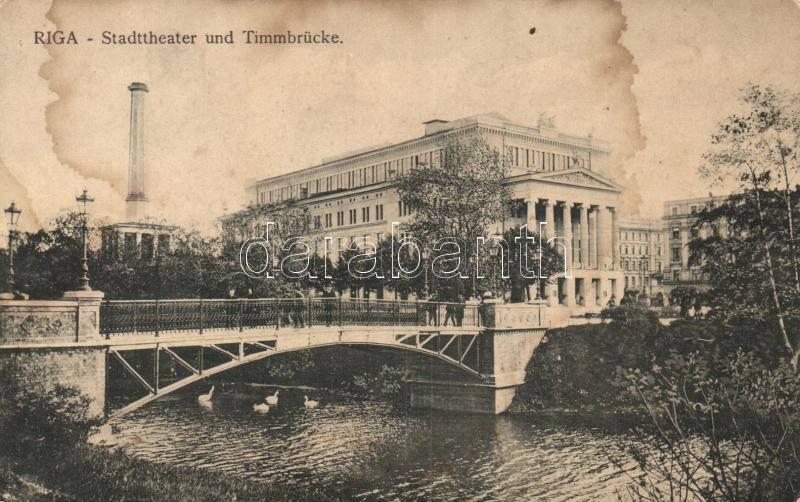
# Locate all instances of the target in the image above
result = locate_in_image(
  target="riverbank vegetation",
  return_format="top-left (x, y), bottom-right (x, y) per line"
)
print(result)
top-left (0, 375), bottom-right (351, 501)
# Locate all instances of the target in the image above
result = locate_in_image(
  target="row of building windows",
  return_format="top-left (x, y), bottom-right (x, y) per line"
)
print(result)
top-left (621, 231), bottom-right (660, 242)
top-left (621, 260), bottom-right (662, 272)
top-left (314, 204), bottom-right (386, 230)
top-left (670, 201), bottom-right (716, 216)
top-left (256, 143), bottom-right (593, 207)
top-left (257, 150), bottom-right (443, 205)
top-left (622, 244), bottom-right (663, 256)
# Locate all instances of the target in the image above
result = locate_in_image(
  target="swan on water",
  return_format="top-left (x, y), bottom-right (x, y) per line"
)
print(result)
top-left (304, 395), bottom-right (319, 409)
top-left (253, 403), bottom-right (270, 414)
top-left (198, 385), bottom-right (215, 403)
top-left (265, 389), bottom-right (280, 406)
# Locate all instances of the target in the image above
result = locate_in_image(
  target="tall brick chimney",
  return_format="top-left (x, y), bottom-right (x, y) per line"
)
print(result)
top-left (126, 82), bottom-right (149, 221)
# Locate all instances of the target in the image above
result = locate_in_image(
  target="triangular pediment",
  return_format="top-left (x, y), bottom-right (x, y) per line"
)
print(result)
top-left (531, 168), bottom-right (622, 191)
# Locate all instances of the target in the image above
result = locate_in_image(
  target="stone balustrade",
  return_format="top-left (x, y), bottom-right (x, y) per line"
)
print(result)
top-left (0, 292), bottom-right (104, 346)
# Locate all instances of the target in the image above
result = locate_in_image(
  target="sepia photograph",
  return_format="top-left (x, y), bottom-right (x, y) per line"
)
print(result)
top-left (1, 0), bottom-right (800, 500)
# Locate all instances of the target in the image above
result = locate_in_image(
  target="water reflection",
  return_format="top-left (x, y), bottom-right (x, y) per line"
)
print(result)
top-left (112, 388), bottom-right (636, 500)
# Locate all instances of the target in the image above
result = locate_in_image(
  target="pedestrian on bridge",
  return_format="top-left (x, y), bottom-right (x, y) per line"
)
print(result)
top-left (292, 291), bottom-right (306, 328)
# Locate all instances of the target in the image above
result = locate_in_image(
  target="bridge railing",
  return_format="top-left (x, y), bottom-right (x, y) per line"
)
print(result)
top-left (99, 298), bottom-right (482, 337)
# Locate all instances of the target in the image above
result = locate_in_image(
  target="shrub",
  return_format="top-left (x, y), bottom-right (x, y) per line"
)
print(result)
top-left (517, 321), bottom-right (660, 409)
top-left (0, 377), bottom-right (100, 452)
top-left (614, 350), bottom-right (800, 501)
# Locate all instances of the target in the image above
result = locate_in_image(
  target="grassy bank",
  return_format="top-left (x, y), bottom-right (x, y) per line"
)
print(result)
top-left (0, 441), bottom-right (351, 501)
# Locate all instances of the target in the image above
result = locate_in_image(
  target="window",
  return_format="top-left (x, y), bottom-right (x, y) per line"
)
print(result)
top-left (673, 270), bottom-right (681, 281)
top-left (672, 227), bottom-right (680, 239)
top-left (157, 234), bottom-right (170, 254)
top-left (314, 215), bottom-right (322, 229)
top-left (124, 233), bottom-right (136, 253)
top-left (376, 204), bottom-right (384, 220)
top-left (510, 200), bottom-right (526, 218)
top-left (337, 211), bottom-right (344, 226)
top-left (672, 206), bottom-right (678, 216)
top-left (349, 209), bottom-right (357, 225)
top-left (324, 213), bottom-right (332, 228)
top-left (362, 206), bottom-right (370, 223)
top-left (690, 205), bottom-right (698, 214)
top-left (141, 234), bottom-right (154, 260)
top-left (671, 247), bottom-right (681, 262)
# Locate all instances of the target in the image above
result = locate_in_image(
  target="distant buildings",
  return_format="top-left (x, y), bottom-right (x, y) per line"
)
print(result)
top-left (617, 217), bottom-right (665, 295)
top-left (660, 194), bottom-right (727, 296)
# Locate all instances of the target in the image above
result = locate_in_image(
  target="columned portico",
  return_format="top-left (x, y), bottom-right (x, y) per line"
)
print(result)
top-left (514, 167), bottom-right (624, 313)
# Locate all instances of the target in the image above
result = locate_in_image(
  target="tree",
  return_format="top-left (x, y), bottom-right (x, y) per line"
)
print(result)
top-left (395, 136), bottom-right (512, 299)
top-left (698, 84), bottom-right (800, 368)
top-left (497, 226), bottom-right (563, 302)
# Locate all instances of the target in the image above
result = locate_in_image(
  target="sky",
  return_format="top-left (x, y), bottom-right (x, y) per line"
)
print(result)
top-left (1, 0), bottom-right (799, 243)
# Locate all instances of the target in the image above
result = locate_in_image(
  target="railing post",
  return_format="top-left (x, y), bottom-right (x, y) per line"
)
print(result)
top-left (155, 299), bottom-right (160, 337)
top-left (239, 299), bottom-right (244, 332)
top-left (307, 296), bottom-right (312, 328)
top-left (338, 297), bottom-right (343, 326)
top-left (133, 302), bottom-right (139, 334)
top-left (199, 298), bottom-right (204, 334)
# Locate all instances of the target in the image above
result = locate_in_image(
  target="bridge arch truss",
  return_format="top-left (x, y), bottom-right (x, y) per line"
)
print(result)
top-left (107, 326), bottom-right (483, 420)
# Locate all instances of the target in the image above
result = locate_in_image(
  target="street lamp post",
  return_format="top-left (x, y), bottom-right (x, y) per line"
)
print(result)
top-left (1, 202), bottom-right (22, 299)
top-left (421, 247), bottom-right (429, 300)
top-left (489, 236), bottom-right (502, 299)
top-left (76, 189), bottom-right (95, 291)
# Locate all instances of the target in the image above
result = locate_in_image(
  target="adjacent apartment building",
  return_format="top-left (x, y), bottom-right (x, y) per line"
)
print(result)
top-left (661, 194), bottom-right (727, 296)
top-left (238, 113), bottom-right (625, 309)
top-left (617, 217), bottom-right (665, 295)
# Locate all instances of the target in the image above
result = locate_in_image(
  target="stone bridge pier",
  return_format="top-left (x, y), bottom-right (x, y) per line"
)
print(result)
top-left (408, 300), bottom-right (552, 414)
top-left (0, 291), bottom-right (106, 417)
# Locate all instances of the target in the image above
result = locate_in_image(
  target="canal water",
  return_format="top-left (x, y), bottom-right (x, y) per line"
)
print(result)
top-left (110, 387), bottom-right (639, 501)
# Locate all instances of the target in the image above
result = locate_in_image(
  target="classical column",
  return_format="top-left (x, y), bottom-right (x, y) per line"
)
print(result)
top-left (611, 207), bottom-right (619, 271)
top-left (597, 207), bottom-right (612, 270)
top-left (561, 202), bottom-right (573, 270)
top-left (564, 277), bottom-right (575, 306)
top-left (579, 204), bottom-right (589, 269)
top-left (596, 277), bottom-right (607, 305)
top-left (544, 200), bottom-right (554, 241)
top-left (544, 281), bottom-right (556, 306)
top-left (589, 206), bottom-right (598, 269)
top-left (526, 198), bottom-right (538, 234)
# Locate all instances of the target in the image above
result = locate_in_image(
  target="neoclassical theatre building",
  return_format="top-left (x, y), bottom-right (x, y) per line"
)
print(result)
top-left (243, 113), bottom-right (624, 311)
